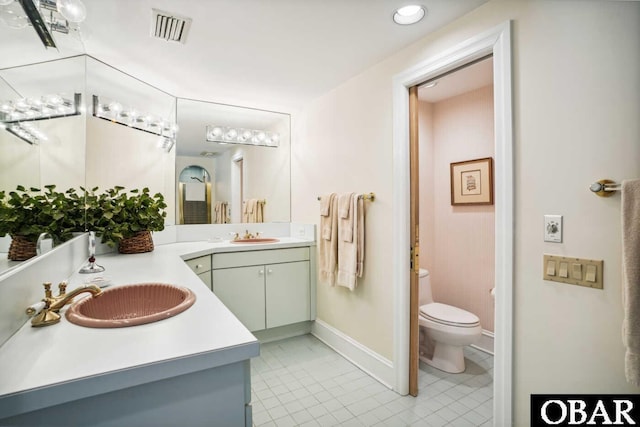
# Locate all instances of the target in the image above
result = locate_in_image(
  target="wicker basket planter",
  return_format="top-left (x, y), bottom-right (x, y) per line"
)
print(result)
top-left (8, 235), bottom-right (37, 261)
top-left (118, 231), bottom-right (154, 254)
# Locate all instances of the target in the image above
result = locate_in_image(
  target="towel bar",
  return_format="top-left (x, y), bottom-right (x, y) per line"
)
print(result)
top-left (317, 193), bottom-right (375, 202)
top-left (590, 179), bottom-right (620, 197)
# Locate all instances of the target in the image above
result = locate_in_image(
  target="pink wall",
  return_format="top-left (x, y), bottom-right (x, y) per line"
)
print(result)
top-left (419, 84), bottom-right (495, 332)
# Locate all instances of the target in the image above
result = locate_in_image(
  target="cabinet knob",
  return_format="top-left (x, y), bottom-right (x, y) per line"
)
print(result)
top-left (195, 264), bottom-right (203, 269)
top-left (268, 269), bottom-right (273, 274)
top-left (259, 270), bottom-right (264, 275)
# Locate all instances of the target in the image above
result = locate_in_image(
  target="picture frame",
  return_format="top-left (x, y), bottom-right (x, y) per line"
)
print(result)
top-left (450, 157), bottom-right (493, 205)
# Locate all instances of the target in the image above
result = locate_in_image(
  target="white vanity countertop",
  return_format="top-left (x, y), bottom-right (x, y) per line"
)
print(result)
top-left (0, 237), bottom-right (314, 419)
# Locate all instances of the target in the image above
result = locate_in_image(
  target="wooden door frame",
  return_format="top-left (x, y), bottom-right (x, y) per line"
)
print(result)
top-left (408, 86), bottom-right (420, 396)
top-left (392, 21), bottom-right (514, 424)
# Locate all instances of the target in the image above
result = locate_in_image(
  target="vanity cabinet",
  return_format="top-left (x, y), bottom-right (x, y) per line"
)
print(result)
top-left (211, 248), bottom-right (311, 332)
top-left (185, 255), bottom-right (212, 289)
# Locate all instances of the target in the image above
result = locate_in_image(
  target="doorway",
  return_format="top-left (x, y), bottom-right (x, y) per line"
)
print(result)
top-left (392, 22), bottom-right (513, 424)
top-left (231, 156), bottom-right (244, 223)
top-left (411, 55), bottom-right (496, 396)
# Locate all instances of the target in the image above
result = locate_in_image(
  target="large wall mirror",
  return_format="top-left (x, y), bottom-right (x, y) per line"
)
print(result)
top-left (176, 99), bottom-right (291, 225)
top-left (0, 55), bottom-right (292, 276)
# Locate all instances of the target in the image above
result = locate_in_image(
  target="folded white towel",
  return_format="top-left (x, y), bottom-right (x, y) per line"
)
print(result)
top-left (338, 193), bottom-right (353, 219)
top-left (319, 194), bottom-right (338, 286)
top-left (622, 179), bottom-right (640, 386)
top-left (320, 194), bottom-right (336, 240)
top-left (320, 195), bottom-right (332, 216)
top-left (337, 194), bottom-right (365, 290)
top-left (256, 200), bottom-right (265, 223)
top-left (338, 193), bottom-right (355, 242)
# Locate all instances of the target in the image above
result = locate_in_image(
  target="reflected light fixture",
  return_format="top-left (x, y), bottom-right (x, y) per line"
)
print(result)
top-left (206, 125), bottom-right (280, 148)
top-left (1, 0), bottom-right (87, 48)
top-left (0, 93), bottom-right (81, 123)
top-left (92, 95), bottom-right (178, 152)
top-left (393, 5), bottom-right (425, 25)
top-left (0, 92), bottom-right (80, 144)
top-left (5, 122), bottom-right (48, 145)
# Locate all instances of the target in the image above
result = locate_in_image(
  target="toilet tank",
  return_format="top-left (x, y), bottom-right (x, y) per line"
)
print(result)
top-left (419, 268), bottom-right (434, 305)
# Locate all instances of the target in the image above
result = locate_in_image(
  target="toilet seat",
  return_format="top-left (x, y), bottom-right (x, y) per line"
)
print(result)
top-left (420, 303), bottom-right (480, 328)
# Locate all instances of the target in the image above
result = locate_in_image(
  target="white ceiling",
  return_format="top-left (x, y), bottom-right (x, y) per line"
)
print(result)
top-left (0, 0), bottom-right (488, 110)
top-left (418, 56), bottom-right (493, 103)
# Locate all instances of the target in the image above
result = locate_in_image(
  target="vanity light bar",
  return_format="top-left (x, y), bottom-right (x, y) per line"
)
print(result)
top-left (0, 93), bottom-right (81, 124)
top-left (4, 122), bottom-right (48, 145)
top-left (92, 95), bottom-right (178, 151)
top-left (205, 124), bottom-right (279, 147)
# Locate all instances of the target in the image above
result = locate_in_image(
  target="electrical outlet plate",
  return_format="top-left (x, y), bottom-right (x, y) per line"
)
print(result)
top-left (544, 215), bottom-right (562, 243)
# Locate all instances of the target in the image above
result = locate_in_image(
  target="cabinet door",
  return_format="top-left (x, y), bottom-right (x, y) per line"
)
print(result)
top-left (197, 271), bottom-right (212, 290)
top-left (265, 261), bottom-right (310, 329)
top-left (213, 266), bottom-right (266, 331)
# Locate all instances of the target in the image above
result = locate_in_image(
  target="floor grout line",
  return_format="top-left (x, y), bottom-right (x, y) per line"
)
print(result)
top-left (251, 334), bottom-right (493, 426)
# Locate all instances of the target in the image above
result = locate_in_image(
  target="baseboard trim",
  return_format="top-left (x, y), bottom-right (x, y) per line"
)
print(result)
top-left (252, 321), bottom-right (312, 343)
top-left (311, 319), bottom-right (395, 389)
top-left (471, 329), bottom-right (494, 355)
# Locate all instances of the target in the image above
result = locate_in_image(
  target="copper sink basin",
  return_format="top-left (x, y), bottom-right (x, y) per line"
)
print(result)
top-left (66, 283), bottom-right (196, 328)
top-left (231, 238), bottom-right (280, 244)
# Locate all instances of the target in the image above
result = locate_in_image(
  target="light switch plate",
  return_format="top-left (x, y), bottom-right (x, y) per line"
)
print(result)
top-left (543, 254), bottom-right (603, 289)
top-left (544, 215), bottom-right (563, 243)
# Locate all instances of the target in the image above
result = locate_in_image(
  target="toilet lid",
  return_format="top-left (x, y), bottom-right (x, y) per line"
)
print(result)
top-left (420, 303), bottom-right (480, 327)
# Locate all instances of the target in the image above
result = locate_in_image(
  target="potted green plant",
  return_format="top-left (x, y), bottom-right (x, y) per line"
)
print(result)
top-left (88, 186), bottom-right (167, 254)
top-left (0, 185), bottom-right (85, 260)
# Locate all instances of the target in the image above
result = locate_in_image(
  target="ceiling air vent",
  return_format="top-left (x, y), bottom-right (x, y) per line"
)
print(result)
top-left (151, 9), bottom-right (192, 44)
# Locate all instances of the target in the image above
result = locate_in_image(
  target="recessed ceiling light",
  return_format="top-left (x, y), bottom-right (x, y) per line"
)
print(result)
top-left (393, 5), bottom-right (426, 25)
top-left (424, 81), bottom-right (438, 88)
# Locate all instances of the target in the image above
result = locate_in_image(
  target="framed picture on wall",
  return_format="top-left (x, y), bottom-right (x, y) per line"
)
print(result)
top-left (450, 157), bottom-right (493, 205)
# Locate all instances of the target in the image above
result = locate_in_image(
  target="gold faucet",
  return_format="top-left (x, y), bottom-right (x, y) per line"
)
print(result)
top-left (29, 282), bottom-right (102, 327)
top-left (243, 230), bottom-right (254, 239)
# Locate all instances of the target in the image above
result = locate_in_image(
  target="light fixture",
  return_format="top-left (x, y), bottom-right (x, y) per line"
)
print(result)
top-left (424, 81), bottom-right (438, 88)
top-left (56, 0), bottom-right (85, 23)
top-left (92, 95), bottom-right (178, 152)
top-left (393, 5), bottom-right (425, 25)
top-left (206, 125), bottom-right (280, 148)
top-left (0, 0), bottom-right (86, 48)
top-left (0, 92), bottom-right (80, 144)
top-left (6, 122), bottom-right (48, 145)
top-left (0, 93), bottom-right (81, 123)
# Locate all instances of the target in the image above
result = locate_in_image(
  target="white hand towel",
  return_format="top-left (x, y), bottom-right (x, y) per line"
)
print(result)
top-left (221, 202), bottom-right (229, 224)
top-left (337, 194), bottom-right (364, 290)
top-left (256, 200), bottom-right (265, 223)
top-left (622, 179), bottom-right (640, 386)
top-left (320, 195), bottom-right (332, 216)
top-left (338, 193), bottom-right (353, 219)
top-left (319, 194), bottom-right (338, 286)
top-left (338, 193), bottom-right (355, 242)
top-left (320, 194), bottom-right (336, 240)
top-left (356, 195), bottom-right (365, 277)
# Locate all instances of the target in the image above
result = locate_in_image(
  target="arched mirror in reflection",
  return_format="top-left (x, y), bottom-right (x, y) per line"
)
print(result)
top-left (178, 165), bottom-right (215, 224)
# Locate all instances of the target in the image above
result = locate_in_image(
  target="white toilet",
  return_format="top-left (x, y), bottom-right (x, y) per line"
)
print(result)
top-left (418, 268), bottom-right (481, 373)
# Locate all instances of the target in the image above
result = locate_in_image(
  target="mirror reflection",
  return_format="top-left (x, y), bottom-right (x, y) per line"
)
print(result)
top-left (0, 55), bottom-right (292, 276)
top-left (175, 98), bottom-right (290, 224)
top-left (0, 56), bottom-right (87, 273)
top-left (85, 56), bottom-right (177, 224)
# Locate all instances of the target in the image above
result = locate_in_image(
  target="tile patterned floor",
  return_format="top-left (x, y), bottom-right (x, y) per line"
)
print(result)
top-left (250, 334), bottom-right (493, 426)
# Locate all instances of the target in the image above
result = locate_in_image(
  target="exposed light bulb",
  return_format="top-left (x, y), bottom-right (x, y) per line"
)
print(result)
top-left (226, 128), bottom-right (238, 139)
top-left (108, 101), bottom-right (122, 114)
top-left (56, 0), bottom-right (86, 23)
